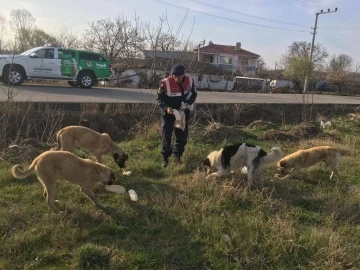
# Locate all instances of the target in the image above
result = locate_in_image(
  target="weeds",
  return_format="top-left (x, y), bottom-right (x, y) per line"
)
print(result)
top-left (0, 103), bottom-right (360, 269)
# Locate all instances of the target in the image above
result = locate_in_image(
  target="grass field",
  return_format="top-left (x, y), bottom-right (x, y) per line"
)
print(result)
top-left (1, 113), bottom-right (360, 270)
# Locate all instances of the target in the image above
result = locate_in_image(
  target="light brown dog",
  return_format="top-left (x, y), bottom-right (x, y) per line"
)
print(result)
top-left (11, 150), bottom-right (116, 213)
top-left (53, 125), bottom-right (128, 169)
top-left (276, 146), bottom-right (342, 183)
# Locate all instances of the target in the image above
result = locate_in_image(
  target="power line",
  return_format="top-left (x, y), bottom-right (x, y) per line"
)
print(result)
top-left (320, 28), bottom-right (360, 51)
top-left (335, 13), bottom-right (360, 32)
top-left (296, 0), bottom-right (336, 9)
top-left (318, 29), bottom-right (360, 52)
top-left (186, 0), bottom-right (309, 27)
top-left (289, 0), bottom-right (328, 9)
top-left (150, 0), bottom-right (308, 32)
top-left (301, 0), bottom-right (335, 7)
top-left (317, 34), bottom-right (360, 58)
top-left (330, 14), bottom-right (360, 33)
top-left (318, 33), bottom-right (360, 55)
top-left (339, 10), bottom-right (360, 28)
top-left (279, 0), bottom-right (336, 10)
top-left (278, 0), bottom-right (322, 9)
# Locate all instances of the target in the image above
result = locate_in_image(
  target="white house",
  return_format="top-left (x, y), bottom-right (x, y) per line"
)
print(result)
top-left (193, 41), bottom-right (260, 76)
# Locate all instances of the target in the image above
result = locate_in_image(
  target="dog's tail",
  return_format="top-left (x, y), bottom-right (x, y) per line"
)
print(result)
top-left (263, 147), bottom-right (284, 164)
top-left (11, 158), bottom-right (38, 179)
top-left (51, 129), bottom-right (63, 151)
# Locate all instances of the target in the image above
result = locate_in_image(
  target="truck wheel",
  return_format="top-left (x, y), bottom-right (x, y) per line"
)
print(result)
top-left (67, 81), bottom-right (78, 87)
top-left (77, 72), bottom-right (94, 89)
top-left (3, 66), bottom-right (25, 86)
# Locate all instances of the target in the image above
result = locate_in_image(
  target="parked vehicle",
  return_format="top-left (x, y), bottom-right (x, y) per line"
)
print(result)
top-left (315, 80), bottom-right (329, 92)
top-left (269, 79), bottom-right (294, 89)
top-left (0, 46), bottom-right (112, 88)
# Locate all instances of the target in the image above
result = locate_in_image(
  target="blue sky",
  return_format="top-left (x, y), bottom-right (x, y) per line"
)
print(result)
top-left (1, 0), bottom-right (359, 68)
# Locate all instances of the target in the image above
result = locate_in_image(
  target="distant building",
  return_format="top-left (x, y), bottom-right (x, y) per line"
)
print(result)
top-left (193, 41), bottom-right (260, 76)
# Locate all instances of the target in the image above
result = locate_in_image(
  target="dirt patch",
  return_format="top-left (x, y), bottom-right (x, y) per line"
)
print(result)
top-left (0, 138), bottom-right (52, 165)
top-left (260, 130), bottom-right (298, 142)
top-left (290, 125), bottom-right (322, 139)
top-left (193, 122), bottom-right (257, 144)
top-left (247, 120), bottom-right (277, 130)
top-left (260, 124), bottom-right (322, 142)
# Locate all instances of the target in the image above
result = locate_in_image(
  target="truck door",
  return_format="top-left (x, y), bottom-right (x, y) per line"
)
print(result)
top-left (27, 48), bottom-right (58, 78)
top-left (57, 49), bottom-right (77, 79)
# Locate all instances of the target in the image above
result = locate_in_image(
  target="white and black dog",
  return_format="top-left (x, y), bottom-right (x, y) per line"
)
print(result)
top-left (203, 143), bottom-right (283, 188)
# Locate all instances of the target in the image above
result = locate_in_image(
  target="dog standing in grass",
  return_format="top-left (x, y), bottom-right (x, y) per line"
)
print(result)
top-left (204, 143), bottom-right (283, 189)
top-left (53, 125), bottom-right (128, 169)
top-left (11, 151), bottom-right (116, 213)
top-left (275, 146), bottom-right (342, 183)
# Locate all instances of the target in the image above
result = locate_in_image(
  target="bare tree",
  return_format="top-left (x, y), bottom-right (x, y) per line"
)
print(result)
top-left (9, 9), bottom-right (36, 53)
top-left (326, 54), bottom-right (353, 93)
top-left (53, 23), bottom-right (81, 49)
top-left (0, 13), bottom-right (7, 53)
top-left (281, 41), bottom-right (328, 69)
top-left (255, 57), bottom-right (267, 76)
top-left (143, 12), bottom-right (195, 53)
top-left (83, 15), bottom-right (143, 62)
top-left (144, 16), bottom-right (182, 52)
top-left (29, 28), bottom-right (57, 47)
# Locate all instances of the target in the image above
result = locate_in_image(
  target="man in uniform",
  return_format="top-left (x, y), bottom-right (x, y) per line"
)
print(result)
top-left (156, 64), bottom-right (198, 167)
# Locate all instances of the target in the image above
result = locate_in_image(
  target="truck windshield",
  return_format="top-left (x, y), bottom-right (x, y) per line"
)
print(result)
top-left (20, 47), bottom-right (43, 55)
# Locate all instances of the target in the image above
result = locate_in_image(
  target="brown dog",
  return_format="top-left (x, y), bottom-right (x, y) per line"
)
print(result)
top-left (276, 146), bottom-right (342, 183)
top-left (53, 126), bottom-right (128, 169)
top-left (11, 151), bottom-right (116, 213)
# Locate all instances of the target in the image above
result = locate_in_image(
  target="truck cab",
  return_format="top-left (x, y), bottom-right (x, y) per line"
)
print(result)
top-left (0, 46), bottom-right (111, 88)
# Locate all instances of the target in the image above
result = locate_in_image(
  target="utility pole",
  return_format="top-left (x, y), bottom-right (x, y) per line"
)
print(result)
top-left (303, 7), bottom-right (337, 93)
top-left (197, 40), bottom-right (205, 61)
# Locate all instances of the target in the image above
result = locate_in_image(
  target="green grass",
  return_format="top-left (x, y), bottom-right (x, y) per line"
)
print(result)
top-left (1, 115), bottom-right (360, 269)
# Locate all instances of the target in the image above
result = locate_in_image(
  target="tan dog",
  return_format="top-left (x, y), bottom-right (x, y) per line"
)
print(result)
top-left (276, 146), bottom-right (342, 183)
top-left (53, 126), bottom-right (128, 169)
top-left (11, 151), bottom-right (116, 213)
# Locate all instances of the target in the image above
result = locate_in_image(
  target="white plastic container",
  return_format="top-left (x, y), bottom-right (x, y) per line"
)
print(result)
top-left (128, 189), bottom-right (138, 201)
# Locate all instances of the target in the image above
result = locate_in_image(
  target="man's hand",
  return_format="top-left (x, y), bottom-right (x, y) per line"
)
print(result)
top-left (166, 107), bottom-right (173, 114)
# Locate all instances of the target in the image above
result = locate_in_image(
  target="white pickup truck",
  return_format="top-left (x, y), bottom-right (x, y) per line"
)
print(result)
top-left (0, 46), bottom-right (112, 88)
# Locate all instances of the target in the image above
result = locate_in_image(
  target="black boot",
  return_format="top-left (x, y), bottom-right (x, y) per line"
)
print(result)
top-left (162, 158), bottom-right (169, 168)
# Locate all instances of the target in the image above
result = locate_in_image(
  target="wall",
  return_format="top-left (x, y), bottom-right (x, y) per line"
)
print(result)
top-left (190, 73), bottom-right (235, 91)
top-left (105, 69), bottom-right (235, 91)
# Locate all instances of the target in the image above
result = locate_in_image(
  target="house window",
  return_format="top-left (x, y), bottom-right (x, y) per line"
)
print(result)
top-left (202, 54), bottom-right (214, 63)
top-left (219, 56), bottom-right (232, 65)
top-left (242, 59), bottom-right (249, 65)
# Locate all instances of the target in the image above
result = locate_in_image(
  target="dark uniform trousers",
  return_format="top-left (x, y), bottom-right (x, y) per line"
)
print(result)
top-left (161, 110), bottom-right (190, 159)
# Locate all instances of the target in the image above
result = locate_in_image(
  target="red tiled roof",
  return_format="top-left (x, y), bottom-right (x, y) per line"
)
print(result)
top-left (194, 43), bottom-right (259, 57)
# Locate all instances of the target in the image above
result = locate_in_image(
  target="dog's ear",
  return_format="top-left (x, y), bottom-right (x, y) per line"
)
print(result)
top-left (279, 160), bottom-right (287, 167)
top-left (203, 158), bottom-right (211, 167)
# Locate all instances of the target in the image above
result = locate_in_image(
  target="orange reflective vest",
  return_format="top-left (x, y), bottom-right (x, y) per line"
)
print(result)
top-left (161, 76), bottom-right (194, 99)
